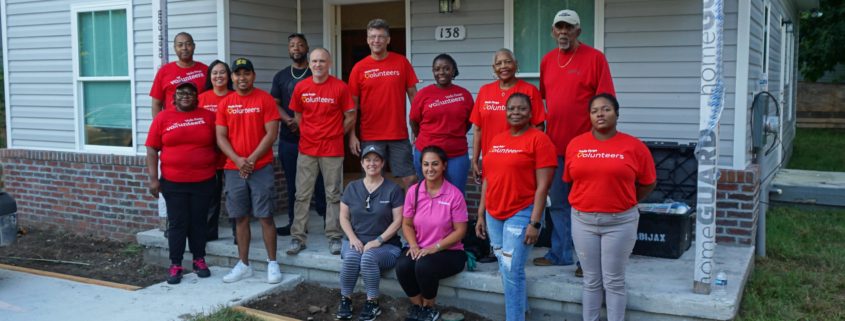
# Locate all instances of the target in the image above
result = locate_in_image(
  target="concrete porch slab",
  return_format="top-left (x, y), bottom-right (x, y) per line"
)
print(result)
top-left (0, 266), bottom-right (302, 321)
top-left (771, 169), bottom-right (845, 206)
top-left (137, 213), bottom-right (754, 321)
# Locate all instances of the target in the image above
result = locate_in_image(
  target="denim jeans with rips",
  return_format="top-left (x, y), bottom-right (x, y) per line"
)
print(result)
top-left (486, 205), bottom-right (538, 321)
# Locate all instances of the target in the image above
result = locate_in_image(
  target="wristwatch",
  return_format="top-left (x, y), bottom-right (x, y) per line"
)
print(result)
top-left (529, 221), bottom-right (542, 229)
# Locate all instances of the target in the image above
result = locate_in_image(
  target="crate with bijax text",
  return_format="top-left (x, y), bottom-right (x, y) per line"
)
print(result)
top-left (633, 142), bottom-right (697, 259)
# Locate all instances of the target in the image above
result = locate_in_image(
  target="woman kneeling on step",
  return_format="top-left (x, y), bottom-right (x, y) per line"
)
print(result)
top-left (396, 145), bottom-right (468, 321)
top-left (335, 145), bottom-right (404, 321)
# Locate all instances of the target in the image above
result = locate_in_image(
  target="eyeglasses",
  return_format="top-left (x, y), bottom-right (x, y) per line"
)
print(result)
top-left (175, 91), bottom-right (196, 97)
top-left (367, 35), bottom-right (388, 40)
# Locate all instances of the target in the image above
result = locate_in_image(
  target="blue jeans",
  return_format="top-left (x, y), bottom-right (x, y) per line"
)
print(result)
top-left (412, 148), bottom-right (470, 193)
top-left (487, 206), bottom-right (536, 321)
top-left (543, 156), bottom-right (575, 265)
top-left (278, 138), bottom-right (326, 226)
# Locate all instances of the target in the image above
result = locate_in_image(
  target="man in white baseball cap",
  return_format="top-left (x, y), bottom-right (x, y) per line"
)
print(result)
top-left (534, 8), bottom-right (616, 279)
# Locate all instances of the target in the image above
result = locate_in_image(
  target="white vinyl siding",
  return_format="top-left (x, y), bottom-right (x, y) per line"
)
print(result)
top-left (605, 0), bottom-right (739, 167)
top-left (228, 0), bottom-right (297, 91)
top-left (3, 0), bottom-right (75, 150)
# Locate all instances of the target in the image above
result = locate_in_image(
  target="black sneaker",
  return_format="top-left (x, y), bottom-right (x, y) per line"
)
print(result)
top-left (193, 258), bottom-right (211, 278)
top-left (336, 296), bottom-right (353, 320)
top-left (166, 264), bottom-right (183, 284)
top-left (359, 299), bottom-right (381, 321)
top-left (418, 306), bottom-right (440, 321)
top-left (404, 304), bottom-right (422, 321)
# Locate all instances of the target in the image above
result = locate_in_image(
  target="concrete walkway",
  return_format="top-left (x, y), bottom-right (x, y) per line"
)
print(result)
top-left (0, 266), bottom-right (301, 321)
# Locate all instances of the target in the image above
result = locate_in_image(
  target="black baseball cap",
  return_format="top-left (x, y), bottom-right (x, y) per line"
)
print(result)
top-left (231, 57), bottom-right (254, 72)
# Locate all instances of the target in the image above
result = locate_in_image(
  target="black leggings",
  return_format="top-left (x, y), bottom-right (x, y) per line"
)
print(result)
top-left (206, 169), bottom-right (224, 239)
top-left (395, 249), bottom-right (466, 299)
top-left (162, 177), bottom-right (215, 265)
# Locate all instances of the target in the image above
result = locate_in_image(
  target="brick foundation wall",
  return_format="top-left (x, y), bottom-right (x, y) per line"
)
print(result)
top-left (0, 149), bottom-right (289, 241)
top-left (715, 165), bottom-right (760, 245)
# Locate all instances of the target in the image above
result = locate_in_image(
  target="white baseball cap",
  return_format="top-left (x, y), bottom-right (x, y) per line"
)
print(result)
top-left (553, 10), bottom-right (580, 27)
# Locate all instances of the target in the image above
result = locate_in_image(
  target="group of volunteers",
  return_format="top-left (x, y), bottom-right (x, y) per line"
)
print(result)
top-left (145, 8), bottom-right (656, 321)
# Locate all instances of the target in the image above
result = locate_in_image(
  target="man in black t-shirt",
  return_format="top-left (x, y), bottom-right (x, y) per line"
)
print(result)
top-left (271, 33), bottom-right (326, 236)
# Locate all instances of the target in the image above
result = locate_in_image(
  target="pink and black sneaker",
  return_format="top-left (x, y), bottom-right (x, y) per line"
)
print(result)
top-left (167, 265), bottom-right (183, 284)
top-left (193, 258), bottom-right (211, 278)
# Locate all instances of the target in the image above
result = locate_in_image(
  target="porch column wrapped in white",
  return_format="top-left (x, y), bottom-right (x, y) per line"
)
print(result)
top-left (693, 0), bottom-right (725, 295)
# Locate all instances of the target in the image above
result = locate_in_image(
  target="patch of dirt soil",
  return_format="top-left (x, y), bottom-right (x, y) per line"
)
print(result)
top-left (247, 283), bottom-right (493, 321)
top-left (0, 227), bottom-right (167, 287)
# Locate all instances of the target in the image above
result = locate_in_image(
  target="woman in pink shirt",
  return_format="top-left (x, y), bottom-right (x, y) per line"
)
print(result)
top-left (396, 145), bottom-right (468, 321)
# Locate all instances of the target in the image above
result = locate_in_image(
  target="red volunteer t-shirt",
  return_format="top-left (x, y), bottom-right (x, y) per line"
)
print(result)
top-left (348, 52), bottom-right (419, 141)
top-left (409, 84), bottom-right (474, 157)
top-left (145, 109), bottom-right (217, 183)
top-left (482, 128), bottom-right (557, 220)
top-left (470, 79), bottom-right (546, 157)
top-left (150, 61), bottom-right (208, 111)
top-left (289, 76), bottom-right (355, 157)
top-left (540, 44), bottom-right (615, 156)
top-left (564, 132), bottom-right (656, 213)
top-left (198, 90), bottom-right (230, 113)
top-left (198, 90), bottom-right (230, 169)
top-left (215, 88), bottom-right (281, 171)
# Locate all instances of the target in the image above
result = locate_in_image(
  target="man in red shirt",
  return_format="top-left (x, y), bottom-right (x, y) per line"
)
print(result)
top-left (285, 48), bottom-right (356, 256)
top-left (348, 19), bottom-right (419, 188)
top-left (150, 32), bottom-right (208, 117)
top-left (215, 58), bottom-right (283, 284)
top-left (535, 10), bottom-right (616, 271)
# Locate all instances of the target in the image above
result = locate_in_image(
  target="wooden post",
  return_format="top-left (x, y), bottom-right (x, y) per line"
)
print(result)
top-left (693, 0), bottom-right (725, 295)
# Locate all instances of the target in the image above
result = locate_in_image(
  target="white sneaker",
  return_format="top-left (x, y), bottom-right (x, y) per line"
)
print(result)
top-left (223, 260), bottom-right (253, 283)
top-left (267, 260), bottom-right (282, 284)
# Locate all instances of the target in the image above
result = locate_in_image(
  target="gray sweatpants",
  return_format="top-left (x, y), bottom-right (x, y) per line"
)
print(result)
top-left (572, 207), bottom-right (639, 321)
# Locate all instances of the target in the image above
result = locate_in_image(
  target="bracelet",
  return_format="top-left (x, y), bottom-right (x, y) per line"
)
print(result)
top-left (376, 236), bottom-right (384, 244)
top-left (435, 243), bottom-right (442, 251)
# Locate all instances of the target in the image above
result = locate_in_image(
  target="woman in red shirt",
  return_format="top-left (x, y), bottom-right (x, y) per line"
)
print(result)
top-left (410, 54), bottom-right (473, 193)
top-left (565, 93), bottom-right (656, 321)
top-left (198, 60), bottom-right (232, 242)
top-left (470, 49), bottom-right (546, 183)
top-left (475, 93), bottom-right (556, 321)
top-left (146, 82), bottom-right (218, 285)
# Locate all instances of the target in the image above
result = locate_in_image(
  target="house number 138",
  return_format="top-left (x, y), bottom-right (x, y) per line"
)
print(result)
top-left (435, 25), bottom-right (466, 41)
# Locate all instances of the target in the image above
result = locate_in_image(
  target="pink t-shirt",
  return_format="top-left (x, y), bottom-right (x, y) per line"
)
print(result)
top-left (402, 180), bottom-right (468, 250)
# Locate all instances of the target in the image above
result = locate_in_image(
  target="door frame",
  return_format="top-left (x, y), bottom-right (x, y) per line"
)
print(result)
top-left (322, 0), bottom-right (411, 77)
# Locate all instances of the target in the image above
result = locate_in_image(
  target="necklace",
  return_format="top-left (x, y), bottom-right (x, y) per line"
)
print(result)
top-left (556, 46), bottom-right (579, 68)
top-left (290, 66), bottom-right (308, 80)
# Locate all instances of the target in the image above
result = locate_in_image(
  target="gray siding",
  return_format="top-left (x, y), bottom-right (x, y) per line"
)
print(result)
top-left (301, 0), bottom-right (323, 49)
top-left (136, 0), bottom-right (218, 154)
top-left (229, 0), bottom-right (297, 91)
top-left (605, 0), bottom-right (739, 167)
top-left (4, 0), bottom-right (76, 150)
top-left (410, 0), bottom-right (502, 94)
top-left (747, 0), bottom-right (798, 180)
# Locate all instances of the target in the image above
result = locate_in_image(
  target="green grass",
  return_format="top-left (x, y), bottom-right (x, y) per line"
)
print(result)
top-left (736, 205), bottom-right (845, 321)
top-left (186, 307), bottom-right (263, 321)
top-left (787, 128), bottom-right (845, 172)
top-left (121, 243), bottom-right (143, 256)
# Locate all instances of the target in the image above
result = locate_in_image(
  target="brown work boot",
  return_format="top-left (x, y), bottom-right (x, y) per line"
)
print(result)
top-left (533, 257), bottom-right (554, 266)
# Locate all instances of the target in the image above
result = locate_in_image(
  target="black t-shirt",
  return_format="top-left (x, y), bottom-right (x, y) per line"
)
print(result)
top-left (340, 179), bottom-right (404, 247)
top-left (270, 65), bottom-right (312, 142)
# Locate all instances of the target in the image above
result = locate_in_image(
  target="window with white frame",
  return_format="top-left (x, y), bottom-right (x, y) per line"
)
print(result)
top-left (73, 4), bottom-right (134, 149)
top-left (510, 0), bottom-right (596, 78)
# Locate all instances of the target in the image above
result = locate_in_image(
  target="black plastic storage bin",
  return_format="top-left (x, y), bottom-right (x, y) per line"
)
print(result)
top-left (0, 191), bottom-right (18, 246)
top-left (632, 142), bottom-right (697, 259)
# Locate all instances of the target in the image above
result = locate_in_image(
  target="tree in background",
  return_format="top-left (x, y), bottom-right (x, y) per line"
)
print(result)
top-left (799, 0), bottom-right (845, 82)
